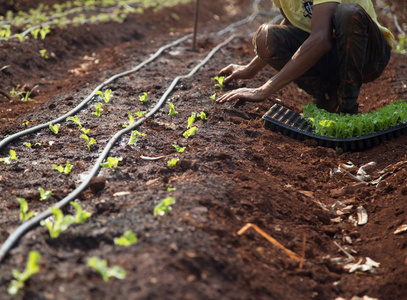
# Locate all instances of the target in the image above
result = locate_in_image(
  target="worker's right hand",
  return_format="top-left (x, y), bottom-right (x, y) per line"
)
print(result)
top-left (218, 64), bottom-right (256, 85)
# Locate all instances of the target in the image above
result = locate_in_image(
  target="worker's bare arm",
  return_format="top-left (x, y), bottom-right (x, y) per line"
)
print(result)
top-left (216, 3), bottom-right (338, 103)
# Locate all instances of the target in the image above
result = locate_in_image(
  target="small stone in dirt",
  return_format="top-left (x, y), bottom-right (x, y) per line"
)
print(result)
top-left (88, 176), bottom-right (106, 193)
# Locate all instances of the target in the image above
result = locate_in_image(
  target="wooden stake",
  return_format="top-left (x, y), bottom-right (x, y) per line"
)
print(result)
top-left (192, 0), bottom-right (200, 50)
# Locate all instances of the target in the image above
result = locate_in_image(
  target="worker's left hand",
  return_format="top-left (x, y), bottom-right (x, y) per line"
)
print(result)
top-left (215, 87), bottom-right (267, 103)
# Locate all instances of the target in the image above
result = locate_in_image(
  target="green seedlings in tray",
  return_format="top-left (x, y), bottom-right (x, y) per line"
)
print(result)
top-left (101, 157), bottom-right (123, 169)
top-left (70, 201), bottom-right (92, 224)
top-left (210, 93), bottom-right (216, 100)
top-left (41, 207), bottom-right (73, 238)
top-left (168, 102), bottom-right (178, 116)
top-left (302, 100), bottom-right (407, 138)
top-left (197, 112), bottom-right (207, 120)
top-left (114, 229), bottom-right (138, 246)
top-left (167, 158), bottom-right (179, 167)
top-left (87, 257), bottom-right (126, 282)
top-left (93, 103), bottom-right (102, 116)
top-left (52, 161), bottom-right (72, 174)
top-left (128, 130), bottom-right (147, 146)
top-left (80, 134), bottom-right (96, 150)
top-left (139, 92), bottom-right (148, 103)
top-left (0, 149), bottom-right (18, 165)
top-left (38, 187), bottom-right (52, 201)
top-left (17, 198), bottom-right (35, 221)
top-left (49, 123), bottom-right (60, 134)
top-left (154, 197), bottom-right (176, 217)
top-left (183, 126), bottom-right (197, 138)
top-left (214, 76), bottom-right (225, 89)
top-left (123, 112), bottom-right (135, 128)
top-left (172, 145), bottom-right (186, 153)
top-left (66, 115), bottom-right (82, 129)
top-left (135, 111), bottom-right (146, 117)
top-left (95, 89), bottom-right (112, 104)
top-left (7, 251), bottom-right (41, 296)
top-left (187, 112), bottom-right (196, 129)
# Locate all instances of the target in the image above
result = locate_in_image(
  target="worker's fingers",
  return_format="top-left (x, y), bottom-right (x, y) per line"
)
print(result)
top-left (215, 91), bottom-right (238, 103)
top-left (218, 64), bottom-right (234, 77)
top-left (223, 74), bottom-right (234, 85)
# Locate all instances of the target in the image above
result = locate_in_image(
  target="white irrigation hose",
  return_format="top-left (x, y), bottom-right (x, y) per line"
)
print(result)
top-left (0, 34), bottom-right (236, 264)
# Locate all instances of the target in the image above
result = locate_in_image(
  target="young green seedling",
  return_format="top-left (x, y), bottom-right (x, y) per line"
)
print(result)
top-left (210, 93), bottom-right (216, 100)
top-left (21, 85), bottom-right (37, 102)
top-left (154, 197), bottom-right (176, 217)
top-left (52, 161), bottom-right (72, 174)
top-left (172, 145), bottom-right (186, 153)
top-left (128, 130), bottom-right (147, 146)
top-left (100, 157), bottom-right (123, 169)
top-left (66, 115), bottom-right (82, 129)
top-left (95, 89), bottom-right (112, 104)
top-left (167, 187), bottom-right (176, 192)
top-left (197, 112), bottom-right (207, 120)
top-left (214, 76), bottom-right (225, 89)
top-left (38, 188), bottom-right (52, 201)
top-left (187, 112), bottom-right (196, 129)
top-left (24, 142), bottom-right (31, 148)
top-left (16, 34), bottom-right (27, 42)
top-left (31, 28), bottom-right (41, 39)
top-left (87, 257), bottom-right (126, 282)
top-left (135, 111), bottom-right (146, 117)
top-left (123, 112), bottom-right (135, 128)
top-left (168, 102), bottom-right (178, 116)
top-left (17, 198), bottom-right (35, 221)
top-left (81, 128), bottom-right (90, 135)
top-left (114, 229), bottom-right (138, 246)
top-left (0, 149), bottom-right (18, 165)
top-left (22, 121), bottom-right (29, 126)
top-left (49, 123), bottom-right (60, 134)
top-left (41, 207), bottom-right (73, 239)
top-left (40, 26), bottom-right (51, 40)
top-left (167, 158), bottom-right (179, 167)
top-left (80, 134), bottom-right (96, 150)
top-left (39, 49), bottom-right (49, 59)
top-left (93, 103), bottom-right (102, 116)
top-left (7, 251), bottom-right (41, 296)
top-left (70, 201), bottom-right (91, 224)
top-left (183, 126), bottom-right (197, 138)
top-left (139, 92), bottom-right (148, 103)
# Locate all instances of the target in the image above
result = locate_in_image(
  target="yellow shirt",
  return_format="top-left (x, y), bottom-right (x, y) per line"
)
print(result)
top-left (272, 0), bottom-right (396, 49)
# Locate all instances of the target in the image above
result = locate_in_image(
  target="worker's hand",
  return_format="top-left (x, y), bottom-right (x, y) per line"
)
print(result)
top-left (218, 64), bottom-right (256, 85)
top-left (215, 87), bottom-right (267, 103)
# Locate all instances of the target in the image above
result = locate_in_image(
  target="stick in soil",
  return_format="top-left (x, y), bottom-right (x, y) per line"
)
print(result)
top-left (237, 223), bottom-right (301, 262)
top-left (299, 234), bottom-right (306, 269)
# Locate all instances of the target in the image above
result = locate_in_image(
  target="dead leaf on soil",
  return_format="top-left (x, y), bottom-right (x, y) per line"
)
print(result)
top-left (394, 224), bottom-right (407, 235)
top-left (344, 257), bottom-right (380, 273)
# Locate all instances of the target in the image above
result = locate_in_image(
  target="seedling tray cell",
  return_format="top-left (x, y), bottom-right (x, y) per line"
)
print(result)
top-left (262, 104), bottom-right (407, 152)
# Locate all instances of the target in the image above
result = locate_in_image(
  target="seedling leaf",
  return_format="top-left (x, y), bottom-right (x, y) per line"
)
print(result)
top-left (114, 230), bottom-right (138, 246)
top-left (187, 112), bottom-right (196, 129)
top-left (214, 76), bottom-right (225, 89)
top-left (41, 207), bottom-right (73, 238)
top-left (210, 93), bottom-right (216, 100)
top-left (70, 201), bottom-right (91, 224)
top-left (8, 251), bottom-right (41, 296)
top-left (66, 115), bottom-right (82, 129)
top-left (49, 123), bottom-right (60, 134)
top-left (100, 157), bottom-right (123, 169)
top-left (172, 145), bottom-right (186, 153)
top-left (167, 158), bottom-right (179, 167)
top-left (139, 92), bottom-right (148, 103)
top-left (87, 257), bottom-right (126, 282)
top-left (183, 126), bottom-right (197, 138)
top-left (168, 102), bottom-right (178, 116)
top-left (18, 198), bottom-right (35, 221)
top-left (154, 197), bottom-right (176, 217)
top-left (38, 187), bottom-right (52, 201)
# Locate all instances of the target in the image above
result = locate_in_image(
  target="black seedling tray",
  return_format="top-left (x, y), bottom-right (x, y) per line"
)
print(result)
top-left (262, 104), bottom-right (407, 152)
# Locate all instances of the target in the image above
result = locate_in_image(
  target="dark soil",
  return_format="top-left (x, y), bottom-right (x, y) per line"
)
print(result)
top-left (1, 1), bottom-right (407, 299)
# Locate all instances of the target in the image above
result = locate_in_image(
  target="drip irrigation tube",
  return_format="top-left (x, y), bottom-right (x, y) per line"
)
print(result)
top-left (0, 1), bottom-right (280, 265)
top-left (0, 34), bottom-right (236, 264)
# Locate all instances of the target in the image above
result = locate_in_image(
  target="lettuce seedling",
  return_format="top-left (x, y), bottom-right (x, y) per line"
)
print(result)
top-left (41, 207), bottom-right (73, 239)
top-left (96, 89), bottom-right (112, 104)
top-left (81, 128), bottom-right (90, 135)
top-left (80, 134), bottom-right (96, 150)
top-left (187, 112), bottom-right (196, 129)
top-left (135, 111), bottom-right (146, 117)
top-left (38, 188), bottom-right (52, 201)
top-left (210, 93), bottom-right (216, 100)
top-left (167, 187), bottom-right (176, 192)
top-left (214, 76), bottom-right (225, 89)
top-left (66, 115), bottom-right (82, 129)
top-left (123, 112), bottom-right (134, 128)
top-left (22, 121), bottom-right (29, 126)
top-left (168, 102), bottom-right (178, 116)
top-left (40, 26), bottom-right (51, 40)
top-left (101, 157), bottom-right (123, 169)
top-left (172, 145), bottom-right (186, 153)
top-left (52, 161), bottom-right (72, 174)
top-left (114, 230), bottom-right (138, 246)
top-left (139, 92), bottom-right (148, 103)
top-left (39, 49), bottom-right (49, 59)
top-left (93, 103), bottom-right (102, 116)
top-left (154, 197), bottom-right (176, 217)
top-left (87, 257), bottom-right (126, 282)
top-left (24, 142), bottom-right (31, 148)
top-left (198, 112), bottom-right (207, 120)
top-left (167, 158), bottom-right (179, 167)
top-left (7, 251), bottom-right (41, 296)
top-left (128, 130), bottom-right (147, 146)
top-left (70, 201), bottom-right (91, 224)
top-left (0, 149), bottom-right (18, 165)
top-left (16, 34), bottom-right (27, 42)
top-left (31, 28), bottom-right (41, 39)
top-left (183, 126), bottom-right (197, 138)
top-left (17, 198), bottom-right (35, 221)
top-left (49, 123), bottom-right (60, 134)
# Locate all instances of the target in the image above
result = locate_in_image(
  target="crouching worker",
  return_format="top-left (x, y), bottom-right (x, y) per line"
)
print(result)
top-left (216, 0), bottom-right (396, 114)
